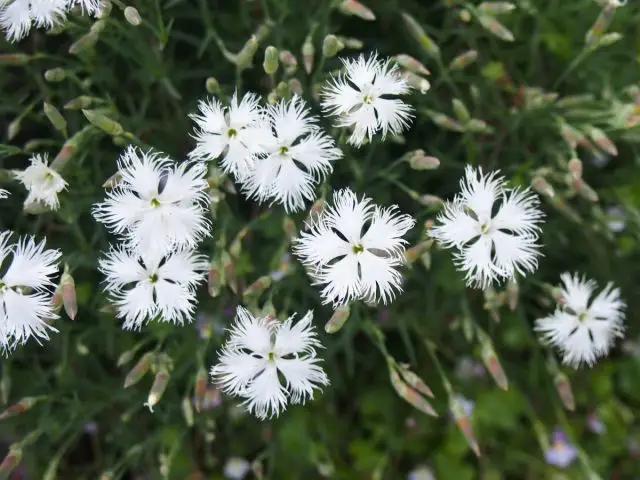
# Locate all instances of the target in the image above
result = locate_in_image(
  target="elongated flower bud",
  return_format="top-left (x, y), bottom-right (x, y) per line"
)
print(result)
top-left (181, 396), bottom-right (194, 426)
top-left (478, 334), bottom-right (508, 390)
top-left (0, 53), bottom-right (31, 66)
top-left (567, 158), bottom-right (583, 179)
top-left (554, 372), bottom-right (575, 411)
top-left (452, 98), bottom-right (471, 123)
top-left (429, 112), bottom-right (464, 131)
top-left (531, 176), bottom-right (555, 198)
top-left (586, 126), bottom-right (618, 156)
top-left (116, 348), bottom-right (137, 367)
top-left (405, 240), bottom-right (434, 263)
top-left (585, 3), bottom-right (616, 47)
top-left (0, 445), bottom-right (22, 478)
top-left (64, 95), bottom-right (95, 110)
top-left (207, 259), bottom-right (223, 298)
top-left (123, 352), bottom-right (154, 388)
top-left (393, 54), bottom-right (430, 76)
top-left (145, 367), bottom-right (170, 412)
top-left (220, 251), bottom-right (238, 294)
top-left (83, 109), bottom-right (124, 136)
top-left (450, 396), bottom-right (481, 456)
top-left (339, 0), bottom-right (376, 21)
top-left (243, 276), bottom-right (272, 298)
top-left (44, 102), bottom-right (67, 136)
top-left (325, 304), bottom-right (350, 333)
top-left (279, 50), bottom-right (298, 73)
top-left (400, 71), bottom-right (431, 94)
top-left (0, 397), bottom-right (43, 420)
top-left (263, 46), bottom-right (279, 75)
top-left (60, 264), bottom-right (77, 320)
top-left (302, 35), bottom-right (315, 74)
top-left (389, 367), bottom-right (438, 417)
top-left (398, 364), bottom-right (434, 398)
top-left (478, 2), bottom-right (516, 14)
top-left (401, 12), bottom-right (440, 58)
top-left (448, 50), bottom-right (478, 71)
top-left (194, 367), bottom-right (208, 413)
top-left (477, 14), bottom-right (514, 42)
top-left (69, 32), bottom-right (99, 54)
top-left (407, 150), bottom-right (440, 170)
top-left (418, 194), bottom-right (443, 207)
top-left (236, 36), bottom-right (259, 70)
top-left (506, 277), bottom-right (518, 310)
top-left (288, 78), bottom-right (303, 95)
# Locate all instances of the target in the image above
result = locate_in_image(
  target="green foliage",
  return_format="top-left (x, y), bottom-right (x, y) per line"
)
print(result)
top-left (1, 0), bottom-right (640, 478)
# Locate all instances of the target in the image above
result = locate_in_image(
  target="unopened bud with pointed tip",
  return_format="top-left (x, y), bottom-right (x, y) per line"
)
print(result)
top-left (194, 367), bottom-right (207, 413)
top-left (554, 372), bottom-right (575, 411)
top-left (0, 445), bottom-right (22, 477)
top-left (279, 50), bottom-right (298, 73)
top-left (64, 95), bottom-right (95, 110)
top-left (452, 98), bottom-right (471, 123)
top-left (401, 12), bottom-right (440, 58)
top-left (7, 119), bottom-right (21, 141)
top-left (236, 36), bottom-right (259, 70)
top-left (207, 259), bottom-right (223, 297)
top-left (302, 36), bottom-right (315, 74)
top-left (83, 109), bottom-right (124, 136)
top-left (449, 50), bottom-right (478, 71)
top-left (531, 176), bottom-right (555, 198)
top-left (61, 264), bottom-right (77, 320)
top-left (389, 367), bottom-right (438, 417)
top-left (478, 333), bottom-right (508, 390)
top-left (405, 240), bottom-right (434, 264)
top-left (325, 304), bottom-right (350, 333)
top-left (44, 102), bottom-right (67, 136)
top-left (339, 0), bottom-right (376, 21)
top-left (145, 367), bottom-right (170, 412)
top-left (586, 126), bottom-right (618, 156)
top-left (478, 2), bottom-right (516, 14)
top-left (567, 158), bottom-right (583, 179)
top-left (398, 364), bottom-right (434, 398)
top-left (400, 71), bottom-right (431, 94)
top-left (123, 352), bottom-right (154, 388)
top-left (243, 276), bottom-right (272, 298)
top-left (288, 78), bottom-right (303, 95)
top-left (450, 396), bottom-right (481, 456)
top-left (0, 396), bottom-right (43, 420)
top-left (393, 54), bottom-right (430, 76)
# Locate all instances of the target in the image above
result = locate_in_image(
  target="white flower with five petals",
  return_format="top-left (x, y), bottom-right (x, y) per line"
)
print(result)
top-left (535, 273), bottom-right (625, 368)
top-left (92, 146), bottom-right (211, 258)
top-left (322, 52), bottom-right (413, 146)
top-left (14, 153), bottom-right (67, 210)
top-left (0, 231), bottom-right (61, 352)
top-left (430, 166), bottom-right (544, 288)
top-left (99, 246), bottom-right (207, 330)
top-left (293, 188), bottom-right (415, 306)
top-left (188, 91), bottom-right (270, 181)
top-left (211, 306), bottom-right (329, 420)
top-left (242, 96), bottom-right (342, 212)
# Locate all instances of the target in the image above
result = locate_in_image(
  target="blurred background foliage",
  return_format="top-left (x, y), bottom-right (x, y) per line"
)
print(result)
top-left (1, 0), bottom-right (640, 478)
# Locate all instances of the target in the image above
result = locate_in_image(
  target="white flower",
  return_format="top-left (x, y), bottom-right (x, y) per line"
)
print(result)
top-left (321, 52), bottom-right (413, 146)
top-left (535, 273), bottom-right (625, 368)
top-left (188, 91), bottom-right (269, 181)
top-left (293, 188), bottom-right (415, 306)
top-left (67, 0), bottom-right (102, 15)
top-left (92, 146), bottom-right (211, 258)
top-left (242, 96), bottom-right (342, 212)
top-left (0, 0), bottom-right (67, 42)
top-left (0, 189), bottom-right (8, 199)
top-left (430, 166), bottom-right (544, 289)
top-left (211, 306), bottom-right (329, 420)
top-left (14, 153), bottom-right (67, 210)
top-left (0, 231), bottom-right (61, 352)
top-left (98, 245), bottom-right (207, 330)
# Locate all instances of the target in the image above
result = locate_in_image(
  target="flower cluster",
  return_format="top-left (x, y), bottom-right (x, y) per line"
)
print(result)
top-left (93, 146), bottom-right (209, 330)
top-left (0, 0), bottom-right (101, 42)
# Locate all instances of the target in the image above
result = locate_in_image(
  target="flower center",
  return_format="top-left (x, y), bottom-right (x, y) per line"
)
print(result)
top-left (150, 197), bottom-right (161, 208)
top-left (227, 128), bottom-right (237, 138)
top-left (578, 311), bottom-right (588, 322)
top-left (267, 351), bottom-right (276, 361)
top-left (149, 273), bottom-right (158, 283)
top-left (352, 243), bottom-right (364, 254)
top-left (480, 222), bottom-right (491, 234)
top-left (362, 94), bottom-right (374, 104)
top-left (279, 146), bottom-right (289, 155)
